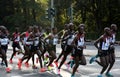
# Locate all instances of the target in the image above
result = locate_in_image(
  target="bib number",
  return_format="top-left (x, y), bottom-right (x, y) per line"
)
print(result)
top-left (1, 38), bottom-right (9, 45)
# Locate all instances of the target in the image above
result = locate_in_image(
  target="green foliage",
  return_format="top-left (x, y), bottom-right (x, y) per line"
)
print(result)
top-left (0, 0), bottom-right (120, 40)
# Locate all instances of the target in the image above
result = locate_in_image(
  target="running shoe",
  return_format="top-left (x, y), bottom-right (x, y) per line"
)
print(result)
top-left (71, 75), bottom-right (75, 77)
top-left (97, 74), bottom-right (103, 77)
top-left (106, 72), bottom-right (113, 77)
top-left (57, 69), bottom-right (60, 74)
top-left (32, 65), bottom-right (38, 69)
top-left (40, 68), bottom-right (46, 72)
top-left (24, 62), bottom-right (29, 68)
top-left (50, 64), bottom-right (54, 67)
top-left (6, 67), bottom-right (11, 73)
top-left (89, 56), bottom-right (96, 64)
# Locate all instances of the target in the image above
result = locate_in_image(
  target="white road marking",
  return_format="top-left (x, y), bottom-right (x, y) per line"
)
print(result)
top-left (11, 76), bottom-right (22, 77)
top-left (112, 69), bottom-right (120, 72)
top-left (81, 75), bottom-right (90, 77)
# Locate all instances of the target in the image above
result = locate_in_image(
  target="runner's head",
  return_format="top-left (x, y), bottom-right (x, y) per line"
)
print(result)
top-left (46, 27), bottom-right (50, 34)
top-left (0, 25), bottom-right (7, 34)
top-left (111, 24), bottom-right (117, 32)
top-left (52, 27), bottom-right (57, 34)
top-left (69, 23), bottom-right (74, 30)
top-left (38, 26), bottom-right (42, 32)
top-left (15, 27), bottom-right (19, 33)
top-left (104, 27), bottom-right (111, 36)
top-left (78, 24), bottom-right (85, 34)
top-left (79, 24), bottom-right (85, 29)
top-left (33, 25), bottom-right (38, 33)
top-left (64, 24), bottom-right (69, 30)
top-left (28, 26), bottom-right (33, 33)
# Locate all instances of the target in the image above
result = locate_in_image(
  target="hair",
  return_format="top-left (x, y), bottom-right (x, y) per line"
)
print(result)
top-left (69, 23), bottom-right (74, 26)
top-left (33, 25), bottom-right (38, 29)
top-left (64, 24), bottom-right (68, 26)
top-left (28, 26), bottom-right (33, 29)
top-left (79, 24), bottom-right (85, 28)
top-left (104, 27), bottom-right (110, 32)
top-left (111, 24), bottom-right (117, 27)
top-left (0, 25), bottom-right (7, 32)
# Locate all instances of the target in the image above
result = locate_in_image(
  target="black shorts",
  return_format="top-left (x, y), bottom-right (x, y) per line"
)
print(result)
top-left (47, 45), bottom-right (56, 52)
top-left (23, 45), bottom-right (31, 54)
top-left (64, 45), bottom-right (73, 54)
top-left (1, 45), bottom-right (8, 53)
top-left (30, 45), bottom-right (39, 52)
top-left (108, 46), bottom-right (115, 54)
top-left (98, 50), bottom-right (109, 57)
top-left (61, 43), bottom-right (64, 50)
top-left (72, 49), bottom-right (83, 57)
top-left (12, 42), bottom-right (21, 49)
top-left (61, 43), bottom-right (67, 51)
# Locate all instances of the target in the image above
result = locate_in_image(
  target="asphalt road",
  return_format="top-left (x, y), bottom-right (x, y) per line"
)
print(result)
top-left (0, 44), bottom-right (120, 77)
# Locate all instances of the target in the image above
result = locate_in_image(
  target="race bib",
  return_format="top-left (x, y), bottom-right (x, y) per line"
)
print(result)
top-left (1, 38), bottom-right (9, 45)
top-left (34, 40), bottom-right (39, 46)
top-left (46, 39), bottom-right (49, 43)
top-left (112, 34), bottom-right (115, 43)
top-left (53, 38), bottom-right (58, 45)
top-left (102, 38), bottom-right (110, 50)
top-left (26, 41), bottom-right (33, 45)
top-left (15, 36), bottom-right (20, 42)
top-left (34, 37), bottom-right (39, 46)
top-left (78, 37), bottom-right (84, 46)
top-left (67, 35), bottom-right (75, 45)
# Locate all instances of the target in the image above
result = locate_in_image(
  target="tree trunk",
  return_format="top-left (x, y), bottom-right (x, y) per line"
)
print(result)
top-left (32, 0), bottom-right (36, 23)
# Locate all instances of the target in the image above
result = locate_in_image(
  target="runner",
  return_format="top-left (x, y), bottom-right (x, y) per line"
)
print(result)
top-left (66, 24), bottom-right (86, 69)
top-left (9, 27), bottom-right (22, 64)
top-left (57, 23), bottom-right (75, 75)
top-left (40, 27), bottom-right (51, 56)
top-left (44, 27), bottom-right (59, 70)
top-left (71, 25), bottom-right (86, 77)
top-left (54, 24), bottom-right (69, 67)
top-left (20, 26), bottom-right (33, 68)
top-left (93, 27), bottom-right (111, 77)
top-left (106, 24), bottom-right (118, 77)
top-left (0, 26), bottom-right (11, 72)
top-left (18, 26), bottom-right (43, 71)
top-left (89, 24), bottom-right (119, 77)
top-left (0, 26), bottom-right (9, 65)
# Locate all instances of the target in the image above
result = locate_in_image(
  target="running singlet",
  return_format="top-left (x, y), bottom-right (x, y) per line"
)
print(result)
top-left (13, 33), bottom-right (20, 42)
top-left (23, 32), bottom-right (33, 45)
top-left (34, 37), bottom-right (39, 46)
top-left (110, 33), bottom-right (116, 43)
top-left (46, 33), bottom-right (58, 45)
top-left (33, 33), bottom-right (40, 46)
top-left (53, 34), bottom-right (58, 45)
top-left (101, 36), bottom-right (110, 50)
top-left (77, 34), bottom-right (85, 50)
top-left (67, 33), bottom-right (75, 45)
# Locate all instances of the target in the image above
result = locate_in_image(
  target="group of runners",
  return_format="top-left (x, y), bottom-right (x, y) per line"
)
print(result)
top-left (0, 23), bottom-right (119, 77)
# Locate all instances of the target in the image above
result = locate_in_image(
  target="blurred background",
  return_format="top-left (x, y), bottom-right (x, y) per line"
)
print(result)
top-left (0, 0), bottom-right (120, 40)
